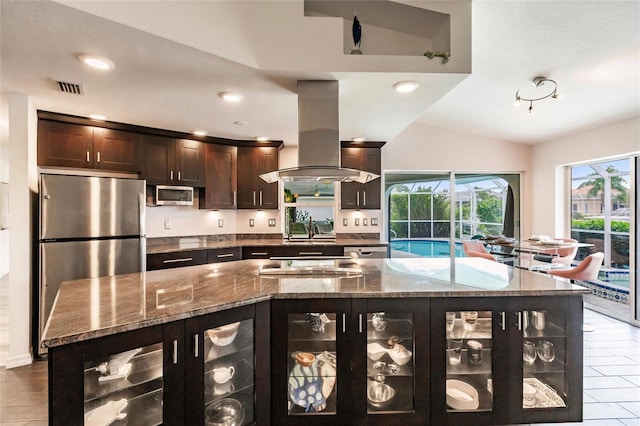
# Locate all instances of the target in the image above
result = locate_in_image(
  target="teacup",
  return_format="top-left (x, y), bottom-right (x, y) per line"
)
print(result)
top-left (212, 366), bottom-right (235, 384)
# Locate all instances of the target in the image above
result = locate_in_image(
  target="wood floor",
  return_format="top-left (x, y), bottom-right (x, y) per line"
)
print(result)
top-left (0, 308), bottom-right (638, 425)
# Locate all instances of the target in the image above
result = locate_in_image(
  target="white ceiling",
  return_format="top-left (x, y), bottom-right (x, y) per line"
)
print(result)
top-left (1, 0), bottom-right (638, 147)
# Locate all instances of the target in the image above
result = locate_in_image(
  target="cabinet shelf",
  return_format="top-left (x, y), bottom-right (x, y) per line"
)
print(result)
top-left (367, 359), bottom-right (413, 377)
top-left (84, 349), bottom-right (163, 403)
top-left (524, 357), bottom-right (567, 375)
top-left (523, 322), bottom-right (566, 339)
top-left (366, 318), bottom-right (414, 340)
top-left (288, 320), bottom-right (337, 341)
top-left (448, 318), bottom-right (492, 339)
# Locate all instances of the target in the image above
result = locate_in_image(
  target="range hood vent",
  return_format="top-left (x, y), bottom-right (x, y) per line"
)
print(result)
top-left (260, 81), bottom-right (379, 184)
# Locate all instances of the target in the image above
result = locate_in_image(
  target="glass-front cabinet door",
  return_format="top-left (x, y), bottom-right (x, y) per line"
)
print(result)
top-left (510, 296), bottom-right (583, 424)
top-left (84, 343), bottom-right (164, 425)
top-left (356, 298), bottom-right (429, 425)
top-left (431, 298), bottom-right (510, 425)
top-left (271, 299), bottom-right (351, 425)
top-left (185, 303), bottom-right (269, 426)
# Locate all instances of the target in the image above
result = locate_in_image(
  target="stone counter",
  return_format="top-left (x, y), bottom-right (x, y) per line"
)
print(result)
top-left (42, 257), bottom-right (589, 348)
top-left (146, 234), bottom-right (386, 254)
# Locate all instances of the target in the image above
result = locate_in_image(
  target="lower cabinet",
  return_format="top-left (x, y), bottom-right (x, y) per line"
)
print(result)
top-left (147, 250), bottom-right (207, 271)
top-left (270, 298), bottom-right (429, 425)
top-left (48, 303), bottom-right (269, 426)
top-left (48, 296), bottom-right (582, 425)
top-left (430, 296), bottom-right (583, 425)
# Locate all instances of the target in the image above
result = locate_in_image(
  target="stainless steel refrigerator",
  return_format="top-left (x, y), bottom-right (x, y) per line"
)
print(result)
top-left (38, 174), bottom-right (146, 355)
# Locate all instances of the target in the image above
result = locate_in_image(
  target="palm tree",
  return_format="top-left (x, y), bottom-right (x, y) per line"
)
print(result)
top-left (577, 166), bottom-right (628, 201)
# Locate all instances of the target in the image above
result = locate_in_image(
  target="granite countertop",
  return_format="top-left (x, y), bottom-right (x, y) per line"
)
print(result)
top-left (146, 235), bottom-right (388, 254)
top-left (42, 257), bottom-right (589, 348)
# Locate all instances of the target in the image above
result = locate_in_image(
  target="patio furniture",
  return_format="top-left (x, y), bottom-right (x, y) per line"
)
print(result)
top-left (533, 238), bottom-right (578, 265)
top-left (467, 250), bottom-right (497, 261)
top-left (462, 240), bottom-right (489, 256)
top-left (547, 252), bottom-right (604, 281)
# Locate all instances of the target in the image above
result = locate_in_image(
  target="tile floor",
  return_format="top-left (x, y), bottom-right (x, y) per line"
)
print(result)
top-left (0, 308), bottom-right (638, 425)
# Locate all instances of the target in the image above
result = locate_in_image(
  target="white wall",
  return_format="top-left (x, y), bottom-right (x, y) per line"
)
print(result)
top-left (0, 95), bottom-right (9, 277)
top-left (4, 93), bottom-right (37, 368)
top-left (530, 117), bottom-right (640, 238)
top-left (385, 121), bottom-right (533, 236)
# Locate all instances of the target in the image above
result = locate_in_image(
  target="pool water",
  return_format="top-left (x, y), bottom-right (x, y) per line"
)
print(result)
top-left (391, 239), bottom-right (465, 258)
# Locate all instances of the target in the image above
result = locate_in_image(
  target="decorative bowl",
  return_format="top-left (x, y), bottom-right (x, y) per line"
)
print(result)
top-left (388, 344), bottom-right (412, 366)
top-left (366, 381), bottom-right (396, 408)
top-left (204, 398), bottom-right (244, 426)
top-left (207, 322), bottom-right (240, 347)
top-left (294, 351), bottom-right (315, 367)
top-left (366, 343), bottom-right (388, 361)
top-left (446, 379), bottom-right (479, 410)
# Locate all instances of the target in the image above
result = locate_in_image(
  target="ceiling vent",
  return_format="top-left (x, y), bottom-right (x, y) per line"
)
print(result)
top-left (52, 79), bottom-right (84, 95)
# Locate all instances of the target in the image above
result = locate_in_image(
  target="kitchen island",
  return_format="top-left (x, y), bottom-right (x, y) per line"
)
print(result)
top-left (43, 257), bottom-right (589, 425)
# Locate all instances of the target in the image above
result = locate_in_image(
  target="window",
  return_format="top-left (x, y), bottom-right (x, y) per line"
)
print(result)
top-left (570, 158), bottom-right (631, 289)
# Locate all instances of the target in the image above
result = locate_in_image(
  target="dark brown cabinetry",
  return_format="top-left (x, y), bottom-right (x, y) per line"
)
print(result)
top-left (430, 296), bottom-right (583, 425)
top-left (142, 136), bottom-right (205, 187)
top-left (49, 304), bottom-right (269, 426)
top-left (48, 323), bottom-right (184, 425)
top-left (38, 120), bottom-right (141, 173)
top-left (271, 298), bottom-right (429, 425)
top-left (237, 147), bottom-right (279, 209)
top-left (242, 246), bottom-right (279, 259)
top-left (200, 144), bottom-right (237, 209)
top-left (277, 245), bottom-right (344, 258)
top-left (340, 145), bottom-right (382, 210)
top-left (207, 247), bottom-right (242, 264)
top-left (147, 250), bottom-right (208, 271)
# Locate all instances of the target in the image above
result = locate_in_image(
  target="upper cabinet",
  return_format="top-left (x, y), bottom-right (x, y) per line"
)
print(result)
top-left (341, 143), bottom-right (384, 210)
top-left (200, 144), bottom-right (237, 209)
top-left (142, 135), bottom-right (205, 187)
top-left (237, 146), bottom-right (279, 210)
top-left (38, 120), bottom-right (142, 173)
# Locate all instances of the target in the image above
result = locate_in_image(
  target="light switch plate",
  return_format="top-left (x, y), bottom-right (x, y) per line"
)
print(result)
top-left (249, 219), bottom-right (255, 227)
top-left (343, 218), bottom-right (348, 226)
top-left (164, 219), bottom-right (171, 230)
top-left (371, 218), bottom-right (378, 226)
top-left (363, 218), bottom-right (368, 226)
top-left (355, 218), bottom-right (360, 226)
top-left (268, 218), bottom-right (276, 227)
top-left (218, 219), bottom-right (224, 228)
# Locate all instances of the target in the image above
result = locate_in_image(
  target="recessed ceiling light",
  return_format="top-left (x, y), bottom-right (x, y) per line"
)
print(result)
top-left (393, 80), bottom-right (419, 93)
top-left (256, 136), bottom-right (269, 142)
top-left (89, 114), bottom-right (106, 121)
top-left (193, 130), bottom-right (206, 136)
top-left (78, 54), bottom-right (114, 71)
top-left (219, 91), bottom-right (243, 102)
top-left (352, 137), bottom-right (365, 142)
top-left (234, 121), bottom-right (248, 126)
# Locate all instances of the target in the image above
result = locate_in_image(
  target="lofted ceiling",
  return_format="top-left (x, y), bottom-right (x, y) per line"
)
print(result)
top-left (1, 0), bottom-right (638, 148)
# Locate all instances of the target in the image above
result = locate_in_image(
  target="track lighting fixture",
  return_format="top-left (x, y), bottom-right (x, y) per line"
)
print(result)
top-left (514, 76), bottom-right (562, 114)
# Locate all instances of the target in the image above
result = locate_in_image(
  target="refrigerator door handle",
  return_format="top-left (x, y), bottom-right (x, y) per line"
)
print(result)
top-left (139, 192), bottom-right (147, 271)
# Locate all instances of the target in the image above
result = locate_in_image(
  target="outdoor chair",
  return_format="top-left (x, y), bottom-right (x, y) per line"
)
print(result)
top-left (467, 250), bottom-right (497, 261)
top-left (533, 238), bottom-right (578, 265)
top-left (462, 240), bottom-right (489, 256)
top-left (547, 252), bottom-right (604, 281)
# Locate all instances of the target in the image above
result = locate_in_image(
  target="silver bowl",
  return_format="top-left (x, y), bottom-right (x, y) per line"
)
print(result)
top-left (366, 381), bottom-right (396, 408)
top-left (205, 398), bottom-right (245, 426)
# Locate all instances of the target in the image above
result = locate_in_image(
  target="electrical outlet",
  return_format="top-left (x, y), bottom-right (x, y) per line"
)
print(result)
top-left (218, 219), bottom-right (224, 228)
top-left (249, 219), bottom-right (255, 227)
top-left (363, 218), bottom-right (368, 226)
top-left (343, 218), bottom-right (348, 226)
top-left (268, 218), bottom-right (276, 227)
top-left (355, 218), bottom-right (360, 226)
top-left (164, 219), bottom-right (171, 230)
top-left (371, 218), bottom-right (378, 226)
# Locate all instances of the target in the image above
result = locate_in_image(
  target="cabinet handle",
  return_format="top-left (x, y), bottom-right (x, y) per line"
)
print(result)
top-left (86, 151), bottom-right (90, 162)
top-left (172, 340), bottom-right (178, 364)
top-left (170, 170), bottom-right (174, 181)
top-left (233, 191), bottom-right (237, 206)
top-left (216, 253), bottom-right (235, 258)
top-left (363, 191), bottom-right (366, 206)
top-left (253, 191), bottom-right (256, 206)
top-left (96, 152), bottom-right (101, 163)
top-left (194, 334), bottom-right (199, 358)
top-left (342, 313), bottom-right (346, 333)
top-left (177, 171), bottom-right (181, 181)
top-left (500, 311), bottom-right (506, 331)
top-left (517, 311), bottom-right (523, 331)
top-left (251, 252), bottom-right (268, 256)
top-left (299, 251), bottom-right (323, 256)
top-left (356, 191), bottom-right (360, 206)
top-left (163, 257), bottom-right (193, 264)
top-left (358, 313), bottom-right (363, 333)
top-left (259, 191), bottom-right (263, 206)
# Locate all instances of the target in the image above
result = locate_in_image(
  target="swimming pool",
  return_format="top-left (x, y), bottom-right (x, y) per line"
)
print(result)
top-left (390, 239), bottom-right (465, 258)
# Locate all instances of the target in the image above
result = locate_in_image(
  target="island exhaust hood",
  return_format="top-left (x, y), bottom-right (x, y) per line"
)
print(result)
top-left (260, 81), bottom-right (379, 184)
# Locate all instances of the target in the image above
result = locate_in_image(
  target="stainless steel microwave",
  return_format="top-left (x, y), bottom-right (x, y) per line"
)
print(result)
top-left (154, 185), bottom-right (194, 206)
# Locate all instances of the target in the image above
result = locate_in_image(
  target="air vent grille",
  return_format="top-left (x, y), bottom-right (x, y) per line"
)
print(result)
top-left (53, 80), bottom-right (83, 95)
